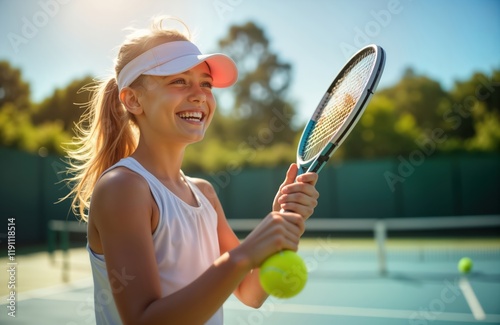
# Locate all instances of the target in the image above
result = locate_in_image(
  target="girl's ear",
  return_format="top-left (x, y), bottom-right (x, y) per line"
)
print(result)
top-left (119, 87), bottom-right (143, 115)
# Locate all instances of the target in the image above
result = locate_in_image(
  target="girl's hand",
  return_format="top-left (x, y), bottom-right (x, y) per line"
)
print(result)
top-left (272, 164), bottom-right (319, 220)
top-left (237, 211), bottom-right (305, 268)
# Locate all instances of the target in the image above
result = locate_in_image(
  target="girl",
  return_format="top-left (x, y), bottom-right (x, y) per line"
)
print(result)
top-left (67, 17), bottom-right (319, 325)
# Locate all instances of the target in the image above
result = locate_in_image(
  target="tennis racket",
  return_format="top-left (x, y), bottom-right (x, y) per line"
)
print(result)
top-left (261, 44), bottom-right (386, 298)
top-left (296, 44), bottom-right (386, 176)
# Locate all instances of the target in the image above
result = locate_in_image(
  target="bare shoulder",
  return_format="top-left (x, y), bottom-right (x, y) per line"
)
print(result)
top-left (188, 177), bottom-right (218, 203)
top-left (93, 166), bottom-right (149, 199)
top-left (189, 177), bottom-right (214, 190)
top-left (88, 167), bottom-right (155, 254)
top-left (91, 166), bottom-right (153, 225)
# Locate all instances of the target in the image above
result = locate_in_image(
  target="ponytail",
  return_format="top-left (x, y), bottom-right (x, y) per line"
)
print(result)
top-left (65, 15), bottom-right (190, 221)
top-left (66, 77), bottom-right (138, 221)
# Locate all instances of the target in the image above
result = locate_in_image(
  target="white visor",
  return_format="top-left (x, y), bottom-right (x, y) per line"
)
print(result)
top-left (116, 41), bottom-right (238, 90)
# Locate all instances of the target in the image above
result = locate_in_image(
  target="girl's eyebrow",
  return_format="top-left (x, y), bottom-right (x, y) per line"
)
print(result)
top-left (201, 73), bottom-right (213, 80)
top-left (177, 70), bottom-right (213, 80)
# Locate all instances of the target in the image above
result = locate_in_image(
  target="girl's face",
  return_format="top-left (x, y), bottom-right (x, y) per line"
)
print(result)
top-left (136, 63), bottom-right (216, 145)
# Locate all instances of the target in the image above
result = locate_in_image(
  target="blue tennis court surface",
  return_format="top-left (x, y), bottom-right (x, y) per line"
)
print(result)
top-left (1, 243), bottom-right (499, 325)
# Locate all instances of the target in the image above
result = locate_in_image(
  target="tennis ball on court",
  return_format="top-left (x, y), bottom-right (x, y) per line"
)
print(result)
top-left (458, 257), bottom-right (473, 274)
top-left (259, 250), bottom-right (308, 298)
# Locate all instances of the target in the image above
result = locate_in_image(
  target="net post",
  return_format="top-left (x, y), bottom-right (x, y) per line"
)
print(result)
top-left (47, 220), bottom-right (56, 265)
top-left (61, 221), bottom-right (70, 282)
top-left (374, 219), bottom-right (387, 276)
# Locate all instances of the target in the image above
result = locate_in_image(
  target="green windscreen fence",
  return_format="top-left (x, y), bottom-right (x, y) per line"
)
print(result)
top-left (0, 148), bottom-right (74, 243)
top-left (459, 155), bottom-right (500, 215)
top-left (1, 149), bottom-right (42, 242)
top-left (399, 158), bottom-right (456, 217)
top-left (1, 147), bottom-right (499, 244)
top-left (334, 159), bottom-right (398, 219)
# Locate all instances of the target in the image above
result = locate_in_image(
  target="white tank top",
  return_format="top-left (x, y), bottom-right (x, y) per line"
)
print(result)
top-left (87, 157), bottom-right (223, 324)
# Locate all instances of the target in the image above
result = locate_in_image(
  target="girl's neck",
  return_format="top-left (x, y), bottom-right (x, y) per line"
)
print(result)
top-left (131, 137), bottom-right (186, 183)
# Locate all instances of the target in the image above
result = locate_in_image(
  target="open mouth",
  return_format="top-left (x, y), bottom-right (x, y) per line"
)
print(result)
top-left (176, 111), bottom-right (205, 122)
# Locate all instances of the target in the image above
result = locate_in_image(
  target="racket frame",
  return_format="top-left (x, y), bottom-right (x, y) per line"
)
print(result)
top-left (296, 44), bottom-right (386, 175)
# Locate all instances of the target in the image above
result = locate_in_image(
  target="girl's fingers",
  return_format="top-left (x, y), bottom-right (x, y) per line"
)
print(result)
top-left (267, 212), bottom-right (304, 241)
top-left (282, 213), bottom-right (305, 235)
top-left (280, 203), bottom-right (315, 222)
top-left (296, 172), bottom-right (319, 186)
top-left (238, 211), bottom-right (308, 267)
top-left (279, 181), bottom-right (319, 220)
top-left (279, 191), bottom-right (319, 205)
top-left (281, 183), bottom-right (319, 199)
top-left (280, 164), bottom-right (298, 189)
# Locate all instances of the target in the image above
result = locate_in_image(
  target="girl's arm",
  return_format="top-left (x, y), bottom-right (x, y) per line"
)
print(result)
top-left (91, 169), bottom-right (304, 325)
top-left (193, 178), bottom-right (269, 308)
top-left (193, 164), bottom-right (319, 308)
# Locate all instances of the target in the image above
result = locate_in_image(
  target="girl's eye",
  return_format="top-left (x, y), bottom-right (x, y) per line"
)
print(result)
top-left (169, 78), bottom-right (212, 89)
top-left (171, 79), bottom-right (187, 85)
top-left (201, 81), bottom-right (213, 89)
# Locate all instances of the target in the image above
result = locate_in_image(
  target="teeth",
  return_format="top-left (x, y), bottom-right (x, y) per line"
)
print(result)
top-left (178, 111), bottom-right (203, 121)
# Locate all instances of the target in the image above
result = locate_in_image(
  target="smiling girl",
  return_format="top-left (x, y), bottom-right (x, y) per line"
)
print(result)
top-left (67, 17), bottom-right (318, 325)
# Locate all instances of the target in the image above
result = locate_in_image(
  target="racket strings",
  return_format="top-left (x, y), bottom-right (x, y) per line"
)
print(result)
top-left (301, 49), bottom-right (376, 161)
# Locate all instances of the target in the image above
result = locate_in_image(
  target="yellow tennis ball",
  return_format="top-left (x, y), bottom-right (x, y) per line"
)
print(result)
top-left (458, 257), bottom-right (473, 274)
top-left (259, 250), bottom-right (308, 298)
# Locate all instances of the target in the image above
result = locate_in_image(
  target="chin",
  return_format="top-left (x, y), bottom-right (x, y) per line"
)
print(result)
top-left (185, 133), bottom-right (206, 144)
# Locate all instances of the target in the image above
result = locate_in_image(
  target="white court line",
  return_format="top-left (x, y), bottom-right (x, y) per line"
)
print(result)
top-left (224, 301), bottom-right (500, 323)
top-left (0, 277), bottom-right (93, 303)
top-left (459, 276), bottom-right (486, 321)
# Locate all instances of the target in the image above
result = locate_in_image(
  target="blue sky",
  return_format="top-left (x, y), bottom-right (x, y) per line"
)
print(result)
top-left (0, 0), bottom-right (499, 122)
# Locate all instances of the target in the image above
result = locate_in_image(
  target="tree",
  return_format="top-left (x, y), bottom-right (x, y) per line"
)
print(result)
top-left (340, 94), bottom-right (420, 159)
top-left (31, 76), bottom-right (94, 133)
top-left (380, 67), bottom-right (451, 132)
top-left (0, 61), bottom-right (31, 111)
top-left (442, 70), bottom-right (500, 141)
top-left (438, 69), bottom-right (500, 153)
top-left (0, 61), bottom-right (74, 155)
top-left (216, 21), bottom-right (298, 143)
top-left (184, 21), bottom-right (299, 172)
top-left (0, 102), bottom-right (69, 155)
top-left (342, 68), bottom-right (500, 159)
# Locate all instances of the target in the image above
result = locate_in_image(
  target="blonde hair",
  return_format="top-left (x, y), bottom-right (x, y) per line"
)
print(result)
top-left (66, 17), bottom-right (190, 221)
